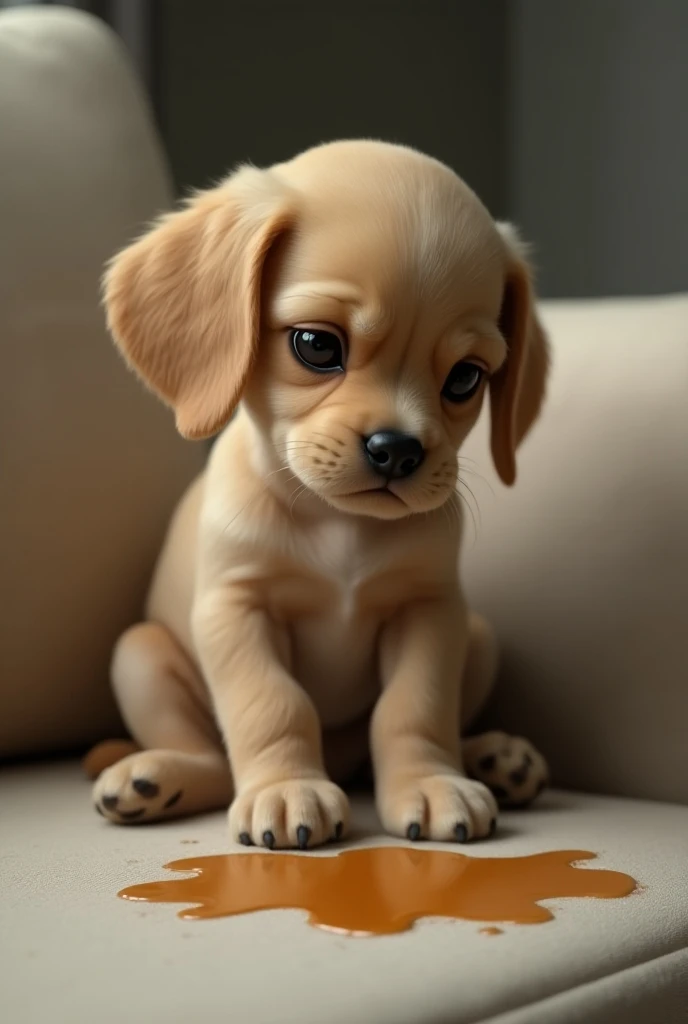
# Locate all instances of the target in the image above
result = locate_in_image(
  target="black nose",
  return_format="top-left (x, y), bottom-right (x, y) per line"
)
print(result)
top-left (364, 430), bottom-right (425, 480)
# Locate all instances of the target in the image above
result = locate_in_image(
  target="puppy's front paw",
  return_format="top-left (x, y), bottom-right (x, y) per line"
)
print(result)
top-left (378, 772), bottom-right (498, 842)
top-left (229, 778), bottom-right (350, 850)
top-left (463, 731), bottom-right (549, 808)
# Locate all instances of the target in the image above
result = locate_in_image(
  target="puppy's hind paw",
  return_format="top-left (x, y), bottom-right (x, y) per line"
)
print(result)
top-left (463, 731), bottom-right (549, 808)
top-left (93, 751), bottom-right (188, 824)
top-left (92, 749), bottom-right (231, 824)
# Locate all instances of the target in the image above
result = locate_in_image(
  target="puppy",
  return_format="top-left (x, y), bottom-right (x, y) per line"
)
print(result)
top-left (92, 140), bottom-right (550, 848)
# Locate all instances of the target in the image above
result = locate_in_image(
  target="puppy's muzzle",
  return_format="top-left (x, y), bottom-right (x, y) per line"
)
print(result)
top-left (364, 430), bottom-right (425, 480)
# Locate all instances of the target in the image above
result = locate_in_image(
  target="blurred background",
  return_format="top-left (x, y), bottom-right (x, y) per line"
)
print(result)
top-left (3, 0), bottom-right (686, 298)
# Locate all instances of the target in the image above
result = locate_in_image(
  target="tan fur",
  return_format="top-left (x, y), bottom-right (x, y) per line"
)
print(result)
top-left (94, 141), bottom-right (549, 846)
top-left (490, 223), bottom-right (549, 485)
top-left (103, 168), bottom-right (294, 439)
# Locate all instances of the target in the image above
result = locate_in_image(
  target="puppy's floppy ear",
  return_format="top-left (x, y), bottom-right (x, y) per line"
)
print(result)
top-left (103, 166), bottom-right (293, 439)
top-left (489, 222), bottom-right (550, 486)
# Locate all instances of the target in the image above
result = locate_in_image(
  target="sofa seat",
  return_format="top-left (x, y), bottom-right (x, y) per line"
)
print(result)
top-left (3, 762), bottom-right (687, 1024)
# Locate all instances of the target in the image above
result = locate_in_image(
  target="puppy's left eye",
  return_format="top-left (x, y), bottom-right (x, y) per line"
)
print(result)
top-left (441, 361), bottom-right (485, 403)
top-left (291, 328), bottom-right (346, 373)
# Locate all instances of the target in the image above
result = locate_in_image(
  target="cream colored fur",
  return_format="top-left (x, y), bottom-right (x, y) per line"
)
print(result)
top-left (93, 140), bottom-right (549, 847)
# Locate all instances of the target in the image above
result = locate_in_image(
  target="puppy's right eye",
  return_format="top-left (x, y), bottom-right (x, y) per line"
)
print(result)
top-left (290, 327), bottom-right (346, 373)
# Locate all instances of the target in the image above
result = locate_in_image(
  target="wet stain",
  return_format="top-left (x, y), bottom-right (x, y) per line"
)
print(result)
top-left (119, 847), bottom-right (638, 937)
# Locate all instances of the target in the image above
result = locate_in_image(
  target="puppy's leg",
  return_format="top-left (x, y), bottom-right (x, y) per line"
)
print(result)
top-left (460, 613), bottom-right (550, 807)
top-left (460, 612), bottom-right (500, 731)
top-left (93, 623), bottom-right (232, 824)
top-left (193, 594), bottom-right (349, 850)
top-left (372, 597), bottom-right (498, 843)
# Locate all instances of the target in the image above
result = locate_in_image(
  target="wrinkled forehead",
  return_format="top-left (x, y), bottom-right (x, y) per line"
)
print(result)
top-left (268, 173), bottom-right (506, 331)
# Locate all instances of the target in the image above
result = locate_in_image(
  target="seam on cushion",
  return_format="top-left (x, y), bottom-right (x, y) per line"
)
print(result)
top-left (468, 944), bottom-right (688, 1024)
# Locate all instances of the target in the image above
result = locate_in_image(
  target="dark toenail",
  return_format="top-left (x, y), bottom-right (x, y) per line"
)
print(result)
top-left (163, 789), bottom-right (183, 809)
top-left (334, 821), bottom-right (343, 841)
top-left (296, 825), bottom-right (311, 850)
top-left (491, 785), bottom-right (509, 801)
top-left (95, 803), bottom-right (105, 816)
top-left (102, 795), bottom-right (118, 811)
top-left (454, 823), bottom-right (469, 843)
top-left (239, 832), bottom-right (253, 846)
top-left (118, 808), bottom-right (145, 821)
top-left (407, 823), bottom-right (421, 841)
top-left (133, 778), bottom-right (159, 799)
top-left (489, 818), bottom-right (497, 836)
top-left (263, 831), bottom-right (275, 850)
top-left (478, 754), bottom-right (496, 772)
top-left (509, 767), bottom-right (528, 786)
top-left (524, 752), bottom-right (533, 767)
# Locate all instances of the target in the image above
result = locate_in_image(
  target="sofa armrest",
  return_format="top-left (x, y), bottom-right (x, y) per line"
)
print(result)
top-left (461, 293), bottom-right (688, 804)
top-left (0, 7), bottom-right (205, 757)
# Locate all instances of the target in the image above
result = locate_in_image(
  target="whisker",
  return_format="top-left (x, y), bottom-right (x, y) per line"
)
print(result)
top-left (221, 464), bottom-right (298, 533)
top-left (263, 465), bottom-right (294, 482)
top-left (458, 476), bottom-right (481, 516)
top-left (222, 491), bottom-right (260, 535)
top-left (450, 490), bottom-right (462, 522)
top-left (457, 458), bottom-right (493, 493)
top-left (453, 485), bottom-right (478, 541)
top-left (458, 462), bottom-right (493, 505)
top-left (289, 482), bottom-right (310, 519)
top-left (440, 498), bottom-right (453, 530)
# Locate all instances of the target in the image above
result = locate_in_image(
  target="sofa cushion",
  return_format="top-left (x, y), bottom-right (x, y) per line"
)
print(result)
top-left (2, 763), bottom-right (687, 1023)
top-left (461, 294), bottom-right (688, 805)
top-left (0, 7), bottom-right (205, 757)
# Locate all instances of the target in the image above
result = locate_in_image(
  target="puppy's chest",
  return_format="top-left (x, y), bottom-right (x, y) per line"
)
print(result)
top-left (298, 519), bottom-right (372, 611)
top-left (264, 517), bottom-right (429, 620)
top-left (276, 522), bottom-right (388, 724)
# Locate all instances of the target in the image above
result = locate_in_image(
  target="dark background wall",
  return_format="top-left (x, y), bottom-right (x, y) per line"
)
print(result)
top-left (158, 0), bottom-right (509, 217)
top-left (510, 0), bottom-right (688, 298)
top-left (155, 0), bottom-right (688, 299)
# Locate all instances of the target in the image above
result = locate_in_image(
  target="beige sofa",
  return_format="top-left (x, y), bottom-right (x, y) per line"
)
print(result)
top-left (1, 8), bottom-right (687, 1024)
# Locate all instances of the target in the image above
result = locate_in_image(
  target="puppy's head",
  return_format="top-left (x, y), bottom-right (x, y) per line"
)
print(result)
top-left (104, 141), bottom-right (548, 520)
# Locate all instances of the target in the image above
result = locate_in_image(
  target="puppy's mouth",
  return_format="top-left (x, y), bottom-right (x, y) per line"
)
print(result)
top-left (360, 483), bottom-right (405, 500)
top-left (280, 433), bottom-right (454, 518)
top-left (292, 471), bottom-right (449, 520)
top-left (339, 481), bottom-right (410, 509)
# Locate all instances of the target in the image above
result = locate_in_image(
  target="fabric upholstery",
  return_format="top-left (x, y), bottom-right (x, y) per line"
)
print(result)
top-left (490, 948), bottom-right (688, 1024)
top-left (0, 7), bottom-right (205, 757)
top-left (461, 294), bottom-right (688, 805)
top-left (2, 763), bottom-right (687, 1024)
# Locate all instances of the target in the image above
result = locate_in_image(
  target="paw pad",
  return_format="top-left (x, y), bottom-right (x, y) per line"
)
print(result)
top-left (92, 751), bottom-right (189, 825)
top-left (133, 778), bottom-right (160, 799)
top-left (464, 732), bottom-right (549, 809)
